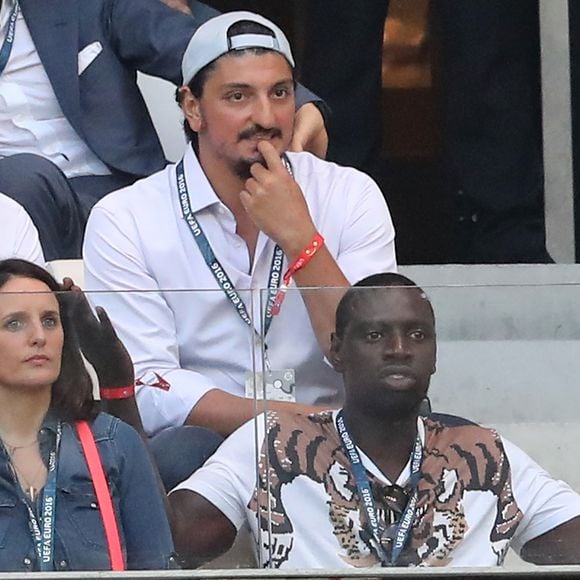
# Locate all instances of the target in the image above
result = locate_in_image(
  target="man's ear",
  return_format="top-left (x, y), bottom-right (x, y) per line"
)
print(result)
top-left (329, 332), bottom-right (344, 372)
top-left (431, 344), bottom-right (437, 375)
top-left (179, 86), bottom-right (203, 132)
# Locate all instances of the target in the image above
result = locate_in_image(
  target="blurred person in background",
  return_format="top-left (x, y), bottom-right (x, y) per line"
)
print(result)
top-left (0, 193), bottom-right (44, 265)
top-left (300, 0), bottom-right (549, 264)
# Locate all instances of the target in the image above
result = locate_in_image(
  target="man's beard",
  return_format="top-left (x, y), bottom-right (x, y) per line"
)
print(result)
top-left (233, 157), bottom-right (261, 180)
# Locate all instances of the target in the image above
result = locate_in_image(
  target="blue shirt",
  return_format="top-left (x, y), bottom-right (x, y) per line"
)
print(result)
top-left (0, 412), bottom-right (175, 571)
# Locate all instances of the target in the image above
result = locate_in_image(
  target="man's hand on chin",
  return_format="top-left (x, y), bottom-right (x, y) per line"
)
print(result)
top-left (290, 103), bottom-right (328, 159)
top-left (240, 140), bottom-right (317, 255)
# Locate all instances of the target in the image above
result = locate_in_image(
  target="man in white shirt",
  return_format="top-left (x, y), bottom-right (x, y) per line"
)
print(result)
top-left (83, 12), bottom-right (396, 473)
top-left (169, 273), bottom-right (580, 568)
top-left (0, 192), bottom-right (44, 265)
top-left (0, 0), bottom-right (325, 261)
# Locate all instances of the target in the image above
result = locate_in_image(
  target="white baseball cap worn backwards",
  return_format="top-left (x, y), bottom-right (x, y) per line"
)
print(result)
top-left (181, 11), bottom-right (295, 86)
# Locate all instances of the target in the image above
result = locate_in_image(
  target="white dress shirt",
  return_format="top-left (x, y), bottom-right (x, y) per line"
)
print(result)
top-left (84, 147), bottom-right (397, 435)
top-left (0, 0), bottom-right (110, 177)
top-left (0, 192), bottom-right (45, 264)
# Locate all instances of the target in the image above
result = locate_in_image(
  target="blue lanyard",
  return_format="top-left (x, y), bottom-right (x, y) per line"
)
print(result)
top-left (335, 411), bottom-right (422, 566)
top-left (0, 1), bottom-right (18, 75)
top-left (176, 159), bottom-right (284, 338)
top-left (19, 422), bottom-right (62, 571)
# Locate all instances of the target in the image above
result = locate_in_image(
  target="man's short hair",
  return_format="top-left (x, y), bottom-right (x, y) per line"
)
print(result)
top-left (335, 272), bottom-right (434, 338)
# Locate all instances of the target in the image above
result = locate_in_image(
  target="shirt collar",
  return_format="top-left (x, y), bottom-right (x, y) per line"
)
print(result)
top-left (334, 409), bottom-right (426, 487)
top-left (177, 145), bottom-right (296, 215)
top-left (40, 409), bottom-right (60, 433)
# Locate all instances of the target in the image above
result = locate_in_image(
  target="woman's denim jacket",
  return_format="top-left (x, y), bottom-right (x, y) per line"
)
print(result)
top-left (0, 412), bottom-right (176, 571)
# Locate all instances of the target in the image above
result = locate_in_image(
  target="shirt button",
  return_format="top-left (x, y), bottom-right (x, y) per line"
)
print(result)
top-left (58, 560), bottom-right (68, 569)
top-left (90, 502), bottom-right (98, 509)
top-left (23, 557), bottom-right (32, 567)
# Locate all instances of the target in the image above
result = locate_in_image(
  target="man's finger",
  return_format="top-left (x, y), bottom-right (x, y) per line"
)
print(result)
top-left (257, 140), bottom-right (285, 173)
top-left (249, 161), bottom-right (268, 182)
top-left (239, 189), bottom-right (252, 210)
top-left (244, 177), bottom-right (260, 195)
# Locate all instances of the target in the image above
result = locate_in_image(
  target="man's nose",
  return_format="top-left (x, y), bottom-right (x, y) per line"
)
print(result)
top-left (383, 333), bottom-right (410, 357)
top-left (252, 95), bottom-right (276, 129)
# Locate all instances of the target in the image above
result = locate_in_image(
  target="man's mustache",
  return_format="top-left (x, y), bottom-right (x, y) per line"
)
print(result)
top-left (237, 125), bottom-right (282, 142)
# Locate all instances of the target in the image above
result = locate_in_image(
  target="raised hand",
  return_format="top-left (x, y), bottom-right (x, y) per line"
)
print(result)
top-left (240, 140), bottom-right (317, 259)
top-left (67, 291), bottom-right (134, 390)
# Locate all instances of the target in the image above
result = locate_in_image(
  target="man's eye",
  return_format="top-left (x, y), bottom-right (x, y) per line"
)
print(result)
top-left (409, 330), bottom-right (425, 341)
top-left (227, 92), bottom-right (244, 102)
top-left (273, 87), bottom-right (289, 99)
top-left (367, 331), bottom-right (383, 342)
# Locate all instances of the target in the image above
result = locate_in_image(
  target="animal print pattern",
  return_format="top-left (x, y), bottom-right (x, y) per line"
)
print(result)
top-left (249, 411), bottom-right (523, 568)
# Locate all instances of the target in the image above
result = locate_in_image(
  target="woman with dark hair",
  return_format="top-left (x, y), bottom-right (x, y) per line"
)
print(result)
top-left (0, 259), bottom-right (175, 571)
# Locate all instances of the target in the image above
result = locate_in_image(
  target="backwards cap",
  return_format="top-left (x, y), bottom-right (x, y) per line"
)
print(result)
top-left (181, 11), bottom-right (295, 86)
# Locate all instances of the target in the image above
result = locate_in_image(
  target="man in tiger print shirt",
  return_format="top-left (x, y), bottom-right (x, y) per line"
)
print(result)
top-left (170, 273), bottom-right (580, 568)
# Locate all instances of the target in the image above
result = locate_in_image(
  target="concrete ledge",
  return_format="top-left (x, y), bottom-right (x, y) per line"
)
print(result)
top-left (1, 565), bottom-right (580, 578)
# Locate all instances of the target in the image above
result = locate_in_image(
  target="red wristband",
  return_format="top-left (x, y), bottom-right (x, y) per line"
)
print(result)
top-left (99, 385), bottom-right (135, 400)
top-left (283, 232), bottom-right (325, 287)
top-left (271, 232), bottom-right (325, 316)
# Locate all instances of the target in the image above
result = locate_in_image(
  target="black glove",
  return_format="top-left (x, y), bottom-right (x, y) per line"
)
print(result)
top-left (65, 286), bottom-right (134, 391)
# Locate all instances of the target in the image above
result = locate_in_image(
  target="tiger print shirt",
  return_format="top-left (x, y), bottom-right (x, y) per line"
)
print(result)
top-left (176, 410), bottom-right (580, 568)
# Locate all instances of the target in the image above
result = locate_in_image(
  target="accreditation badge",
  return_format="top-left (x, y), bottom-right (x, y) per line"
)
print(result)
top-left (245, 369), bottom-right (296, 402)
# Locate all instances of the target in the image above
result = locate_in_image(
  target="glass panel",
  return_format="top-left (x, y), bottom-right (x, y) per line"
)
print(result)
top-left (254, 280), bottom-right (580, 571)
top-left (83, 287), bottom-right (261, 570)
top-left (0, 283), bottom-right (262, 571)
top-left (5, 276), bottom-right (580, 573)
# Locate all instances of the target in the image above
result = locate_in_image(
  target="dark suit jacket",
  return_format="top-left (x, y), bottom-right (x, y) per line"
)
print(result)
top-left (19, 0), bottom-right (218, 179)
